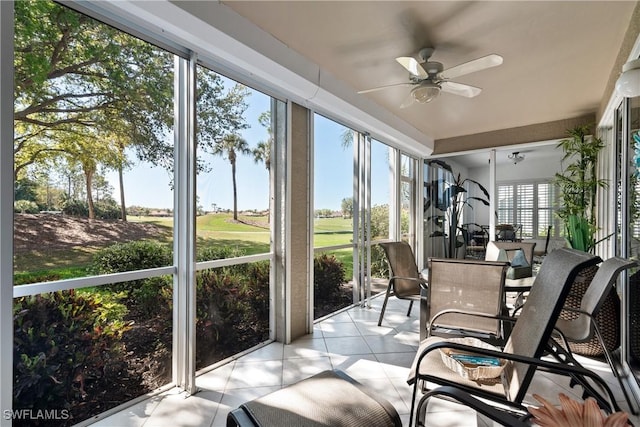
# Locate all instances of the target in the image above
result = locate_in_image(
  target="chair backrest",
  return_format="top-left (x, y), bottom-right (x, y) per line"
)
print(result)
top-left (485, 241), bottom-right (536, 267)
top-left (543, 226), bottom-right (552, 255)
top-left (503, 248), bottom-right (601, 402)
top-left (561, 257), bottom-right (637, 340)
top-left (427, 258), bottom-right (509, 337)
top-left (379, 241), bottom-right (422, 298)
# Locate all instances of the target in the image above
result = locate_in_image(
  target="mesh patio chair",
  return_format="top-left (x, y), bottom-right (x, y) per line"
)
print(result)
top-left (420, 258), bottom-right (509, 343)
top-left (554, 256), bottom-right (638, 413)
top-left (406, 248), bottom-right (619, 427)
top-left (378, 241), bottom-right (426, 326)
top-left (485, 241), bottom-right (536, 279)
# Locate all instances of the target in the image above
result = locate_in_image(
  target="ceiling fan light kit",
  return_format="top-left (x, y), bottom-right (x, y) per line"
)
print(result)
top-left (411, 81), bottom-right (441, 103)
top-left (616, 58), bottom-right (640, 98)
top-left (508, 152), bottom-right (525, 164)
top-left (357, 47), bottom-right (503, 107)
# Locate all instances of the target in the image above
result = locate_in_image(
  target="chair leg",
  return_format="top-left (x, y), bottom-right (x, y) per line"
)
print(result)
top-left (407, 300), bottom-right (414, 317)
top-left (594, 324), bottom-right (639, 415)
top-left (546, 337), bottom-right (621, 414)
top-left (378, 284), bottom-right (393, 326)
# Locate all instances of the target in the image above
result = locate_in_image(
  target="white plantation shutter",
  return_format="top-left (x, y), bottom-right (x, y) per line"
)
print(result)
top-left (497, 181), bottom-right (558, 239)
top-left (516, 184), bottom-right (534, 238)
top-left (498, 185), bottom-right (513, 224)
top-left (537, 183), bottom-right (554, 237)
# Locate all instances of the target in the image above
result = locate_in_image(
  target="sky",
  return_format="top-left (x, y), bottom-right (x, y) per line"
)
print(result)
top-left (105, 78), bottom-right (392, 212)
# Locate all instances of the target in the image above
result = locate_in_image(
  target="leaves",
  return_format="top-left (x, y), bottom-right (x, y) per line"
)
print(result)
top-left (529, 393), bottom-right (628, 427)
top-left (425, 159), bottom-right (491, 257)
top-left (554, 125), bottom-right (606, 252)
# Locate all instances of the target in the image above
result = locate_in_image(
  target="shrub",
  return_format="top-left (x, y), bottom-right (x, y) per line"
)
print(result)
top-left (89, 241), bottom-right (173, 316)
top-left (314, 253), bottom-right (346, 304)
top-left (90, 240), bottom-right (172, 274)
top-left (14, 199), bottom-right (40, 214)
top-left (197, 245), bottom-right (246, 262)
top-left (195, 261), bottom-right (270, 368)
top-left (13, 290), bottom-right (130, 426)
top-left (370, 244), bottom-right (390, 278)
top-left (61, 199), bottom-right (89, 217)
top-left (94, 200), bottom-right (122, 220)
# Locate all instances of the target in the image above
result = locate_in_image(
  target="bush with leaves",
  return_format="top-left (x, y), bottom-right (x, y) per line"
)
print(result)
top-left (13, 290), bottom-right (130, 426)
top-left (14, 199), bottom-right (40, 214)
top-left (314, 253), bottom-right (347, 304)
top-left (90, 240), bottom-right (173, 316)
top-left (195, 260), bottom-right (270, 368)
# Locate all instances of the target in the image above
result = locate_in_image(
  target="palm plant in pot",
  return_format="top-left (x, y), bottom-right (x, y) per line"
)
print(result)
top-left (425, 159), bottom-right (490, 258)
top-left (554, 125), bottom-right (607, 252)
top-left (554, 125), bottom-right (618, 357)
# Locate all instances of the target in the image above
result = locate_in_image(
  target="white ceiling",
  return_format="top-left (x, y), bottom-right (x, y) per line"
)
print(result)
top-left (444, 141), bottom-right (561, 169)
top-left (220, 1), bottom-right (635, 144)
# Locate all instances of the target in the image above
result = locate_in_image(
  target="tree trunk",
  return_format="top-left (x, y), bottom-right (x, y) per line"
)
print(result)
top-left (118, 165), bottom-right (127, 222)
top-left (85, 170), bottom-right (95, 220)
top-left (232, 159), bottom-right (238, 221)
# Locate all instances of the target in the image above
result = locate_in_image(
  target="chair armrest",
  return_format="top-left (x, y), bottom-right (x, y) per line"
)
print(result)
top-left (411, 340), bottom-right (619, 414)
top-left (430, 309), bottom-right (516, 326)
top-left (559, 306), bottom-right (590, 317)
top-left (419, 386), bottom-right (530, 427)
top-left (390, 276), bottom-right (429, 290)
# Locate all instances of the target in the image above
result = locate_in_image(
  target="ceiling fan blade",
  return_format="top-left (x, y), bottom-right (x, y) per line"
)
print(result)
top-left (396, 56), bottom-right (428, 78)
top-left (358, 82), bottom-right (413, 94)
top-left (399, 92), bottom-right (416, 109)
top-left (441, 81), bottom-right (482, 98)
top-left (440, 54), bottom-right (503, 80)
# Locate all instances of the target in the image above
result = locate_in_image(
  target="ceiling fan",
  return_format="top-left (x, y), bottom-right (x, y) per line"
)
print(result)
top-left (358, 48), bottom-right (503, 107)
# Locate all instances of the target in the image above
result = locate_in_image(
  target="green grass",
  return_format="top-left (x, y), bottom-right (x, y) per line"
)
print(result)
top-left (14, 266), bottom-right (90, 285)
top-left (313, 217), bottom-right (353, 247)
top-left (15, 213), bottom-right (359, 284)
top-left (313, 217), bottom-right (352, 233)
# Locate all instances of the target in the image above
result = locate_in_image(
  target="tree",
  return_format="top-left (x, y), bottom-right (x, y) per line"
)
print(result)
top-left (15, 1), bottom-right (252, 221)
top-left (212, 134), bottom-right (251, 221)
top-left (253, 112), bottom-right (272, 171)
top-left (14, 0), bottom-right (174, 216)
top-left (58, 126), bottom-right (120, 219)
top-left (341, 197), bottom-right (353, 218)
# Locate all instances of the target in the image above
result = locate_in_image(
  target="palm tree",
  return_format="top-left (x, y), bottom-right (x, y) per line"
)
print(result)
top-left (252, 141), bottom-right (271, 171)
top-left (213, 133), bottom-right (251, 221)
top-left (253, 112), bottom-right (272, 171)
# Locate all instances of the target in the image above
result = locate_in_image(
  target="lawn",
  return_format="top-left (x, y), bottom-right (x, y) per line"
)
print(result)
top-left (14, 213), bottom-right (359, 284)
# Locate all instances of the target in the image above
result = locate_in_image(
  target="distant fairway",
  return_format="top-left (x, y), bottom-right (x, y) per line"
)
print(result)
top-left (14, 212), bottom-right (359, 282)
top-left (313, 216), bottom-right (353, 247)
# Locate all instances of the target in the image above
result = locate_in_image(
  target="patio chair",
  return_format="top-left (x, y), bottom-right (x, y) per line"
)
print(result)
top-left (406, 248), bottom-right (619, 427)
top-left (554, 256), bottom-right (638, 413)
top-left (378, 241), bottom-right (426, 326)
top-left (420, 258), bottom-right (509, 342)
top-left (533, 225), bottom-right (553, 264)
top-left (485, 241), bottom-right (536, 279)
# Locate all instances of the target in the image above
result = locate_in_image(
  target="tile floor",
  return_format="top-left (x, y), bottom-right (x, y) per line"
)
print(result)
top-left (92, 294), bottom-right (639, 427)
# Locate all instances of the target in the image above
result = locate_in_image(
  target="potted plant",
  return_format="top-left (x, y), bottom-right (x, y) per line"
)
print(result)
top-left (425, 159), bottom-right (490, 258)
top-left (554, 124), bottom-right (607, 252)
top-left (554, 125), bottom-right (618, 357)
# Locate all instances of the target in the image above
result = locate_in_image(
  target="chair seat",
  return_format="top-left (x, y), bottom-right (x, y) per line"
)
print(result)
top-left (408, 337), bottom-right (507, 398)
